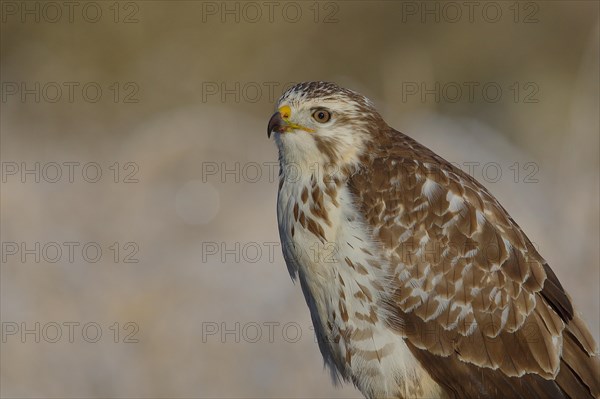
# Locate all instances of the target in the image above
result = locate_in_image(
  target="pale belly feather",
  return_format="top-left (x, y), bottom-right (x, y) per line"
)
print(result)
top-left (277, 175), bottom-right (445, 399)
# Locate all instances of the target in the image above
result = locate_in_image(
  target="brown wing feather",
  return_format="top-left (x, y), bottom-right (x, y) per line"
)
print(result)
top-left (406, 339), bottom-right (569, 399)
top-left (349, 127), bottom-right (599, 398)
top-left (405, 316), bottom-right (599, 398)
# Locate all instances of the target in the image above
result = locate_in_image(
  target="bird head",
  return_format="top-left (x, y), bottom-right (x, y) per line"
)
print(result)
top-left (268, 81), bottom-right (386, 168)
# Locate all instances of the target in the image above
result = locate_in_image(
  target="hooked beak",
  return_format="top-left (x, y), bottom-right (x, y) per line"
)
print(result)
top-left (267, 108), bottom-right (315, 138)
top-left (267, 111), bottom-right (285, 138)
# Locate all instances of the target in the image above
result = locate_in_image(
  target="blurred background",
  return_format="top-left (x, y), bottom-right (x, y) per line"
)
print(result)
top-left (1, 1), bottom-right (598, 397)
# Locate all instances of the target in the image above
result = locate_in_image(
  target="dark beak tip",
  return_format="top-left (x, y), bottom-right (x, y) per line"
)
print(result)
top-left (267, 112), bottom-right (284, 138)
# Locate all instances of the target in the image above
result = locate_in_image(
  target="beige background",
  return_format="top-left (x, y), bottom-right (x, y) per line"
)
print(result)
top-left (1, 1), bottom-right (598, 397)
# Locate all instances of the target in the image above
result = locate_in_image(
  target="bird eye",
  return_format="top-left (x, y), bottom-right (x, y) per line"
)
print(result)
top-left (312, 109), bottom-right (331, 123)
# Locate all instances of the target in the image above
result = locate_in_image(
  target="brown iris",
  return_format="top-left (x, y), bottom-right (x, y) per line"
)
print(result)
top-left (312, 109), bottom-right (331, 123)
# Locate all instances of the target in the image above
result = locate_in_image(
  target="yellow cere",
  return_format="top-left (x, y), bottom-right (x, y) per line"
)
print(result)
top-left (279, 105), bottom-right (291, 120)
top-left (278, 105), bottom-right (315, 133)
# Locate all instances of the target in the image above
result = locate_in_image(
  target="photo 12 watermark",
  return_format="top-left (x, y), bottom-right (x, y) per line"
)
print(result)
top-left (200, 81), bottom-right (297, 104)
top-left (400, 81), bottom-right (540, 104)
top-left (199, 161), bottom-right (539, 185)
top-left (200, 1), bottom-right (340, 24)
top-left (398, 1), bottom-right (540, 24)
top-left (201, 241), bottom-right (339, 264)
top-left (1, 241), bottom-right (140, 264)
top-left (202, 321), bottom-right (305, 344)
top-left (1, 1), bottom-right (140, 24)
top-left (2, 321), bottom-right (140, 343)
top-left (1, 82), bottom-right (140, 103)
top-left (1, 162), bottom-right (140, 184)
top-left (199, 240), bottom-right (542, 266)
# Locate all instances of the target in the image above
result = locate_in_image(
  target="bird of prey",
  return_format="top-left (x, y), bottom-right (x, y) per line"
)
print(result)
top-left (267, 81), bottom-right (599, 399)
